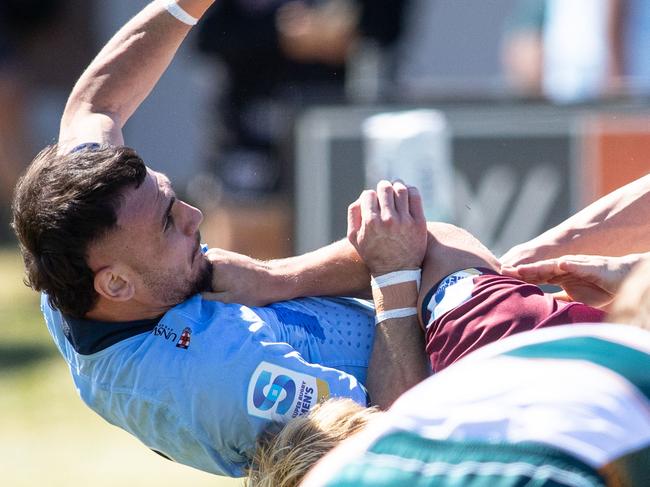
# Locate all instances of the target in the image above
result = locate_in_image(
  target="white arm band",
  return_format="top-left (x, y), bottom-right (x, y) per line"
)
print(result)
top-left (375, 307), bottom-right (418, 324)
top-left (159, 0), bottom-right (199, 26)
top-left (371, 269), bottom-right (421, 290)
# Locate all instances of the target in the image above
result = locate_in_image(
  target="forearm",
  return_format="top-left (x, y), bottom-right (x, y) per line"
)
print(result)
top-left (366, 317), bottom-right (429, 409)
top-left (206, 239), bottom-right (371, 306)
top-left (60, 0), bottom-right (214, 145)
top-left (503, 174), bottom-right (650, 265)
top-left (267, 239), bottom-right (371, 301)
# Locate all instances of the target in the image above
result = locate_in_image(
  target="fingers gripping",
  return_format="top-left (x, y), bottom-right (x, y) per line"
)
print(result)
top-left (377, 180), bottom-right (397, 221)
top-left (360, 189), bottom-right (380, 226)
top-left (393, 180), bottom-right (410, 216)
top-left (347, 181), bottom-right (428, 275)
top-left (507, 258), bottom-right (568, 284)
top-left (407, 186), bottom-right (426, 225)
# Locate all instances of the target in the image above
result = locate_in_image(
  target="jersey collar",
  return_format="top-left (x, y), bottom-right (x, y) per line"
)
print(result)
top-left (62, 313), bottom-right (161, 355)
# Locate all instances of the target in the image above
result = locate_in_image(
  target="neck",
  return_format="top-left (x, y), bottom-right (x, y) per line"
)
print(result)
top-left (86, 297), bottom-right (169, 322)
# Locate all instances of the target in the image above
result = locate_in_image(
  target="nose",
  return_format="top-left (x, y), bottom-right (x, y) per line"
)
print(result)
top-left (178, 200), bottom-right (204, 236)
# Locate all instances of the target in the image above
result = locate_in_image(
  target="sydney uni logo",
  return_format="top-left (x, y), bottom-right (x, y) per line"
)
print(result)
top-left (153, 323), bottom-right (177, 342)
top-left (253, 371), bottom-right (296, 415)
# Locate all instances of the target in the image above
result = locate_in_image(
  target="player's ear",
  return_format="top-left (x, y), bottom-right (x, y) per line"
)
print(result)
top-left (94, 265), bottom-right (135, 302)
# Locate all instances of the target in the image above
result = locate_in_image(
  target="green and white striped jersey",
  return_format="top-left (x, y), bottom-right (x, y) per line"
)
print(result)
top-left (304, 324), bottom-right (650, 487)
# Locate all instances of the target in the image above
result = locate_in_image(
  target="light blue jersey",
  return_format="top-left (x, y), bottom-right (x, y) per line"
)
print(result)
top-left (41, 293), bottom-right (375, 476)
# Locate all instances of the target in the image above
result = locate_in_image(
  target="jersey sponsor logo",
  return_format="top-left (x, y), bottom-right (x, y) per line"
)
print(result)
top-left (247, 362), bottom-right (330, 421)
top-left (253, 371), bottom-right (296, 415)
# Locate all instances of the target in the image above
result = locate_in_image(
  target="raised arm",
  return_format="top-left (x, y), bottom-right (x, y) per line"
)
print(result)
top-left (501, 174), bottom-right (650, 267)
top-left (58, 0), bottom-right (215, 151)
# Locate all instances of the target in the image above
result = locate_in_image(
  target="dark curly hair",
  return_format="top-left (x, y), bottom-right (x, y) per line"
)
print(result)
top-left (11, 144), bottom-right (147, 318)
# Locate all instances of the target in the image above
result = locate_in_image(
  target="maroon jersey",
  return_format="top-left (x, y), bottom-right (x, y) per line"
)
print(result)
top-left (421, 268), bottom-right (605, 373)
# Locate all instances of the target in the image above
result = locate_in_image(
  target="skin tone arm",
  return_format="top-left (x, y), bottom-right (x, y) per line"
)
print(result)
top-left (347, 180), bottom-right (429, 409)
top-left (58, 0), bottom-right (215, 150)
top-left (203, 239), bottom-right (371, 306)
top-left (501, 173), bottom-right (650, 267)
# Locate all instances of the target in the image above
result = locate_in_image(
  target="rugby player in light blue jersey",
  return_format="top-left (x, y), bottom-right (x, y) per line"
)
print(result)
top-left (12, 0), bottom-right (432, 477)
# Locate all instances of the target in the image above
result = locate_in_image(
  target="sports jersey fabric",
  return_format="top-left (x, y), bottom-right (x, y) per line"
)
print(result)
top-left (422, 268), bottom-right (605, 372)
top-left (41, 293), bottom-right (374, 477)
top-left (304, 324), bottom-right (650, 487)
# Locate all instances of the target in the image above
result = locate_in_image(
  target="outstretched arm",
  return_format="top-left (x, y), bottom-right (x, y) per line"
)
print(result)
top-left (501, 174), bottom-right (650, 267)
top-left (59, 0), bottom-right (215, 151)
top-left (204, 240), bottom-right (372, 306)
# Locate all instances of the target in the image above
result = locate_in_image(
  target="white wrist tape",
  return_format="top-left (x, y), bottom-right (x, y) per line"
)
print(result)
top-left (159, 0), bottom-right (198, 26)
top-left (371, 269), bottom-right (421, 291)
top-left (375, 307), bottom-right (417, 324)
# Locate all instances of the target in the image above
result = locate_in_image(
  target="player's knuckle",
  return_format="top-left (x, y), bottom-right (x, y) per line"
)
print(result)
top-left (366, 217), bottom-right (381, 229)
top-left (377, 179), bottom-right (391, 189)
top-left (401, 213), bottom-right (413, 223)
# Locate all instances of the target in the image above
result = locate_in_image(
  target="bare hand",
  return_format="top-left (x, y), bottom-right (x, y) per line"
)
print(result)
top-left (501, 253), bottom-right (645, 308)
top-left (347, 181), bottom-right (427, 276)
top-left (202, 248), bottom-right (277, 306)
top-left (276, 0), bottom-right (358, 64)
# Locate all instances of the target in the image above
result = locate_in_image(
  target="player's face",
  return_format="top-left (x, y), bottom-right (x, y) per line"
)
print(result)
top-left (108, 168), bottom-right (212, 308)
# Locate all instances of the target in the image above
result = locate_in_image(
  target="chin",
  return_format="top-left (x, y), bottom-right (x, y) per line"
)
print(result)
top-left (143, 258), bottom-right (212, 307)
top-left (188, 256), bottom-right (213, 296)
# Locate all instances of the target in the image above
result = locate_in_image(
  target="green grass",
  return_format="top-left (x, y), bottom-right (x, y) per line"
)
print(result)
top-left (0, 248), bottom-right (242, 486)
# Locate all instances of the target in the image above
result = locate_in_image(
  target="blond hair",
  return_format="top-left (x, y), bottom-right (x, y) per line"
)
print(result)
top-left (609, 257), bottom-right (650, 329)
top-left (247, 399), bottom-right (380, 487)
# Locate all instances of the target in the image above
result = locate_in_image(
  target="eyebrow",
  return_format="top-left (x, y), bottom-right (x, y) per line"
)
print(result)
top-left (157, 175), bottom-right (176, 230)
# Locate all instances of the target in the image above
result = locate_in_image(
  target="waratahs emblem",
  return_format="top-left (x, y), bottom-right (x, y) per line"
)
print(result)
top-left (176, 327), bottom-right (192, 349)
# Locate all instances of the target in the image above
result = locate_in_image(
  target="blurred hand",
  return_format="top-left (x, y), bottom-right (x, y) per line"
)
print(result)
top-left (347, 181), bottom-right (428, 276)
top-left (501, 253), bottom-right (645, 308)
top-left (276, 0), bottom-right (358, 64)
top-left (202, 248), bottom-right (276, 306)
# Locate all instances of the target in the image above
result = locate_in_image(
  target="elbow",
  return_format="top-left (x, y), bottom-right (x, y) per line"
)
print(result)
top-left (62, 94), bottom-right (117, 121)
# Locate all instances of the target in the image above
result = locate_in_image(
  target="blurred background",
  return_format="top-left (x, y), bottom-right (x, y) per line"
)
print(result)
top-left (2, 0), bottom-right (650, 485)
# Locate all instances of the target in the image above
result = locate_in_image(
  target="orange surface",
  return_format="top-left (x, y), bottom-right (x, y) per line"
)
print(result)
top-left (583, 117), bottom-right (650, 201)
